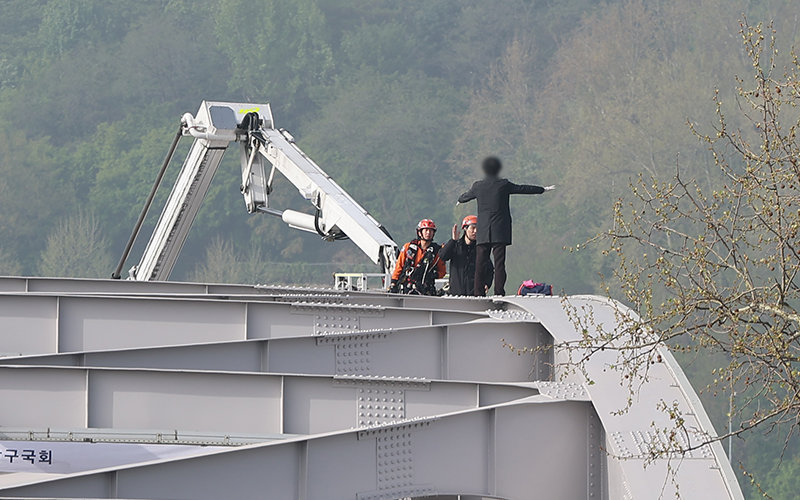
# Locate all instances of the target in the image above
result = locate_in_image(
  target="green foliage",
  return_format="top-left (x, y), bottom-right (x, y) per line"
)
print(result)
top-left (0, 247), bottom-right (23, 276)
top-left (214, 0), bottom-right (334, 122)
top-left (190, 236), bottom-right (375, 285)
top-left (1, 2), bottom-right (799, 492)
top-left (38, 0), bottom-right (139, 56)
top-left (39, 210), bottom-right (112, 277)
top-left (567, 14), bottom-right (800, 498)
top-left (188, 237), bottom-right (240, 284)
top-left (339, 22), bottom-right (420, 74)
top-left (299, 68), bottom-right (463, 240)
top-left (112, 12), bottom-right (229, 108)
top-left (0, 1), bottom-right (46, 90)
top-left (0, 127), bottom-right (74, 271)
top-left (761, 454), bottom-right (800, 498)
top-left (86, 112), bottom-right (183, 246)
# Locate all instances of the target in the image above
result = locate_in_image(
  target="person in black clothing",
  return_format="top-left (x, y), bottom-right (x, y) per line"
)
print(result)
top-left (457, 156), bottom-right (555, 296)
top-left (439, 215), bottom-right (493, 296)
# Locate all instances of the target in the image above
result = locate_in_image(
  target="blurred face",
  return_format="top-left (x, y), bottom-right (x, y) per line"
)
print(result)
top-left (419, 228), bottom-right (435, 241)
top-left (464, 224), bottom-right (477, 242)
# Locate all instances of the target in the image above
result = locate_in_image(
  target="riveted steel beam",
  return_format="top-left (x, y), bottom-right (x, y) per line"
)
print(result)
top-left (0, 399), bottom-right (601, 500)
top-left (0, 322), bottom-right (552, 383)
top-left (0, 293), bottom-right (500, 357)
top-left (0, 365), bottom-right (541, 436)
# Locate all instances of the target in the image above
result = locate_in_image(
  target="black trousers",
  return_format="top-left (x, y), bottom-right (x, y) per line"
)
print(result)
top-left (475, 243), bottom-right (507, 296)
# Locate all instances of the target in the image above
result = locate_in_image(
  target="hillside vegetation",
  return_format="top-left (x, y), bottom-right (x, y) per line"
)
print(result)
top-left (1, 1), bottom-right (799, 496)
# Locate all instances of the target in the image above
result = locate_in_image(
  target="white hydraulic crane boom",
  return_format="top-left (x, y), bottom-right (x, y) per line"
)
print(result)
top-left (112, 101), bottom-right (398, 283)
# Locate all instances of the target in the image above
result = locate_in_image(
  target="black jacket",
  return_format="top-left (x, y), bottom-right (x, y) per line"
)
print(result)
top-left (458, 176), bottom-right (544, 245)
top-left (439, 236), bottom-right (493, 296)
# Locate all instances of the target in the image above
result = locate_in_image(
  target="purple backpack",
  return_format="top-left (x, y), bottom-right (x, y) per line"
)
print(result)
top-left (517, 280), bottom-right (552, 296)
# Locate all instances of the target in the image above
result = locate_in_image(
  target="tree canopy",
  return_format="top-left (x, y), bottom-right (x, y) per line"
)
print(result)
top-left (566, 17), bottom-right (800, 498)
top-left (2, 1), bottom-right (800, 495)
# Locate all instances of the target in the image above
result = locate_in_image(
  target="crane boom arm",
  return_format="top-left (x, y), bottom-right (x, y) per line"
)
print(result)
top-left (253, 127), bottom-right (397, 274)
top-left (125, 101), bottom-right (397, 283)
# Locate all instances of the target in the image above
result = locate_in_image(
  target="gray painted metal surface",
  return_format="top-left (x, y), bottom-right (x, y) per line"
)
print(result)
top-left (0, 322), bottom-right (551, 382)
top-left (0, 277), bottom-right (743, 499)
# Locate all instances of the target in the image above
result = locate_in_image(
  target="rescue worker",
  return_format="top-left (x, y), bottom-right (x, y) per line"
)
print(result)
top-left (440, 215), bottom-right (493, 296)
top-left (457, 156), bottom-right (555, 296)
top-left (390, 219), bottom-right (446, 295)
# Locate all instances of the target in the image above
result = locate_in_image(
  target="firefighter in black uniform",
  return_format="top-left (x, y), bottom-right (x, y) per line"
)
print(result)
top-left (440, 215), bottom-right (492, 296)
top-left (457, 156), bottom-right (555, 296)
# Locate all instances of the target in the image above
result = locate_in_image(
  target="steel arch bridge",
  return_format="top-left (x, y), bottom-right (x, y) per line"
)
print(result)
top-left (0, 277), bottom-right (742, 499)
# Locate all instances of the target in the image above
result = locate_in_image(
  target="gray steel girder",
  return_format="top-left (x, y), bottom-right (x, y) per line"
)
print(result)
top-left (0, 278), bottom-right (744, 500)
top-left (0, 322), bottom-right (553, 383)
top-left (0, 365), bottom-right (539, 435)
top-left (0, 399), bottom-right (603, 500)
top-left (0, 276), bottom-right (505, 312)
top-left (0, 292), bottom-right (498, 356)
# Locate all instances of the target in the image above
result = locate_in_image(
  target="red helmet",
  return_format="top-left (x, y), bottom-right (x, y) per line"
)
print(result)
top-left (461, 215), bottom-right (477, 229)
top-left (417, 219), bottom-right (437, 231)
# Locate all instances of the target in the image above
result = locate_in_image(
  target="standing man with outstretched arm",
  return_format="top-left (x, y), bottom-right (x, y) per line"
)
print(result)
top-left (457, 156), bottom-right (555, 296)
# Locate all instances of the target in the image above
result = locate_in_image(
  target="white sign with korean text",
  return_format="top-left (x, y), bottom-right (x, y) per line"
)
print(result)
top-left (0, 441), bottom-right (227, 474)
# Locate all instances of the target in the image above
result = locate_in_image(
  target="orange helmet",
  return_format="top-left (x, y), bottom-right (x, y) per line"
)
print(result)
top-left (461, 215), bottom-right (477, 229)
top-left (417, 219), bottom-right (437, 231)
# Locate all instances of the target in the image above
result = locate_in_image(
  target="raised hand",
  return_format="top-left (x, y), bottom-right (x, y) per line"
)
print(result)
top-left (452, 224), bottom-right (459, 240)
